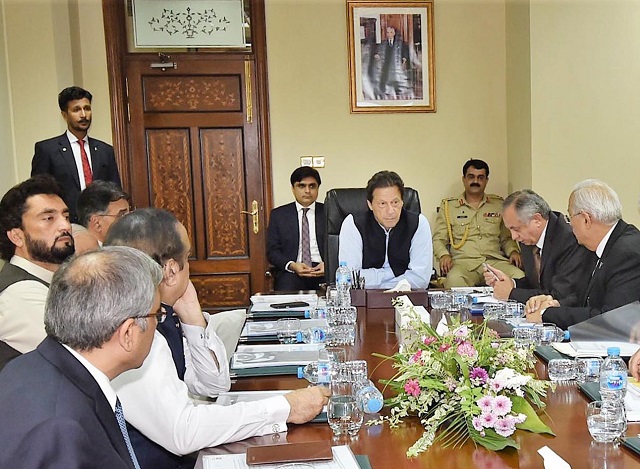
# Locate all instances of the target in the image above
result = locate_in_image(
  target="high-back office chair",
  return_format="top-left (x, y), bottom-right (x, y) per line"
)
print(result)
top-left (324, 187), bottom-right (422, 284)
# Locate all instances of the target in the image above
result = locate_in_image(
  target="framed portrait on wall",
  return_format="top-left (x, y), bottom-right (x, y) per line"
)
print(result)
top-left (347, 1), bottom-right (436, 113)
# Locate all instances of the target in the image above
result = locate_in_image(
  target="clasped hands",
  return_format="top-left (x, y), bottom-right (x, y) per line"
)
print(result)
top-left (290, 261), bottom-right (325, 278)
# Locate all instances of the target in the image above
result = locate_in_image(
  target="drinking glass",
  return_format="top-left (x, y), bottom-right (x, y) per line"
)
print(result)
top-left (547, 359), bottom-right (576, 382)
top-left (483, 303), bottom-right (505, 321)
top-left (512, 326), bottom-right (537, 348)
top-left (324, 346), bottom-right (347, 364)
top-left (430, 293), bottom-right (450, 312)
top-left (328, 377), bottom-right (363, 436)
top-left (586, 401), bottom-right (626, 443)
top-left (504, 300), bottom-right (525, 319)
top-left (535, 323), bottom-right (565, 345)
top-left (276, 318), bottom-right (300, 344)
top-left (575, 357), bottom-right (603, 383)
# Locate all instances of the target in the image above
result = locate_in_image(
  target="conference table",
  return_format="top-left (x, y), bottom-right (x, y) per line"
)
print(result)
top-left (197, 299), bottom-right (640, 469)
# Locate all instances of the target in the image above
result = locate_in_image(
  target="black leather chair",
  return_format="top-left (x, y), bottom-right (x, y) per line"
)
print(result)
top-left (323, 187), bottom-right (422, 284)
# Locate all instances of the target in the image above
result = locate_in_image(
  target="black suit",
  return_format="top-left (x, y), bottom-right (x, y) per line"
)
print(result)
top-left (511, 211), bottom-right (595, 306)
top-left (267, 202), bottom-right (325, 291)
top-left (544, 220), bottom-right (640, 329)
top-left (31, 133), bottom-right (121, 222)
top-left (0, 337), bottom-right (135, 469)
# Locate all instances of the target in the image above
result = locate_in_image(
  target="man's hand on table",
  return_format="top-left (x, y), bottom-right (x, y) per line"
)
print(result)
top-left (285, 386), bottom-right (331, 424)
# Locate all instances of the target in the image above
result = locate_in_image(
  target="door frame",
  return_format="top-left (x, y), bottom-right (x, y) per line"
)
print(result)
top-left (101, 0), bottom-right (274, 218)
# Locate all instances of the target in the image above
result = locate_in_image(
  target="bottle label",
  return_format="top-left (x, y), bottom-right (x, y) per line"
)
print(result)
top-left (604, 372), bottom-right (626, 390)
top-left (311, 328), bottom-right (326, 342)
top-left (317, 362), bottom-right (331, 384)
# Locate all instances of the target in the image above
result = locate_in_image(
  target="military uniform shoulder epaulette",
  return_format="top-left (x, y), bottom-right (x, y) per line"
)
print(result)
top-left (486, 194), bottom-right (504, 201)
top-left (441, 197), bottom-right (458, 203)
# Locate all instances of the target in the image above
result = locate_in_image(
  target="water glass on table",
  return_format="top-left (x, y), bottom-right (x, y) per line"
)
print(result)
top-left (328, 376), bottom-right (364, 437)
top-left (482, 303), bottom-right (506, 321)
top-left (276, 318), bottom-right (300, 344)
top-left (547, 358), bottom-right (576, 382)
top-left (586, 400), bottom-right (626, 443)
top-left (575, 357), bottom-right (603, 383)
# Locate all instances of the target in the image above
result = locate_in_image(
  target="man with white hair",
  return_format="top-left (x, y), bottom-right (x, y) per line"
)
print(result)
top-left (525, 179), bottom-right (640, 329)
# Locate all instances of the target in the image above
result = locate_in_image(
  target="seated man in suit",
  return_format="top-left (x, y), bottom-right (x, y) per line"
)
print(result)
top-left (432, 159), bottom-right (524, 288)
top-left (525, 180), bottom-right (640, 329)
top-left (483, 189), bottom-right (594, 305)
top-left (339, 170), bottom-right (432, 289)
top-left (267, 166), bottom-right (325, 290)
top-left (0, 175), bottom-right (75, 366)
top-left (31, 86), bottom-right (121, 223)
top-left (106, 208), bottom-right (329, 469)
top-left (0, 246), bottom-right (163, 469)
top-left (73, 180), bottom-right (130, 254)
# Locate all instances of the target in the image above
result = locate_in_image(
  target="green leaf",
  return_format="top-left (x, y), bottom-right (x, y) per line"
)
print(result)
top-left (512, 396), bottom-right (555, 435)
top-left (471, 428), bottom-right (519, 451)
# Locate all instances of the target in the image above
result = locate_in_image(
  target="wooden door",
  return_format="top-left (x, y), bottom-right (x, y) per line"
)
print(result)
top-left (124, 54), bottom-right (268, 310)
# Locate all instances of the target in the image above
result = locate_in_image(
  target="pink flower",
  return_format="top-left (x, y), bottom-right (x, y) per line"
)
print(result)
top-left (438, 343), bottom-right (451, 352)
top-left (454, 325), bottom-right (470, 338)
top-left (477, 395), bottom-right (493, 412)
top-left (410, 350), bottom-right (422, 363)
top-left (469, 367), bottom-right (489, 384)
top-left (444, 377), bottom-right (457, 392)
top-left (494, 417), bottom-right (516, 437)
top-left (480, 412), bottom-right (497, 428)
top-left (457, 341), bottom-right (478, 360)
top-left (492, 396), bottom-right (512, 416)
top-left (423, 336), bottom-right (437, 346)
top-left (472, 416), bottom-right (484, 432)
top-left (489, 378), bottom-right (504, 392)
top-left (404, 379), bottom-right (421, 397)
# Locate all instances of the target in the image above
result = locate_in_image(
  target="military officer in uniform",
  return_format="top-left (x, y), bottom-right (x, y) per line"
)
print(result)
top-left (432, 159), bottom-right (524, 288)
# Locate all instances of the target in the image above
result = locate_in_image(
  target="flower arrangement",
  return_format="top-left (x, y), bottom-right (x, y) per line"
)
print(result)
top-left (372, 304), bottom-right (555, 457)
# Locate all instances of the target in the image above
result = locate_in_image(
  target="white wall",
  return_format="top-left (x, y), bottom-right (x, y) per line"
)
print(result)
top-left (528, 0), bottom-right (640, 225)
top-left (266, 0), bottom-right (511, 223)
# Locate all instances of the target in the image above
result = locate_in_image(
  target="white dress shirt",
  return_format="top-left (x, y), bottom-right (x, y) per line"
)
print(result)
top-left (0, 256), bottom-right (53, 352)
top-left (338, 213), bottom-right (433, 289)
top-left (66, 130), bottom-right (93, 190)
top-left (112, 326), bottom-right (290, 455)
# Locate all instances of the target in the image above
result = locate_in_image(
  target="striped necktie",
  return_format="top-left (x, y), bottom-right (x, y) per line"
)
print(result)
top-left (115, 398), bottom-right (141, 469)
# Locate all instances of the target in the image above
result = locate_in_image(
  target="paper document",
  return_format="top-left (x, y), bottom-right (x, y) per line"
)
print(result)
top-left (250, 293), bottom-right (318, 304)
top-left (231, 343), bottom-right (322, 369)
top-left (552, 341), bottom-right (640, 357)
top-left (241, 319), bottom-right (328, 338)
top-left (203, 445), bottom-right (360, 469)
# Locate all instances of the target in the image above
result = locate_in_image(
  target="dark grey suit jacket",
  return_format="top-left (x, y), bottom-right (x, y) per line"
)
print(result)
top-left (544, 220), bottom-right (640, 329)
top-left (510, 211), bottom-right (595, 306)
top-left (267, 202), bottom-right (325, 289)
top-left (0, 337), bottom-right (136, 469)
top-left (31, 133), bottom-right (121, 222)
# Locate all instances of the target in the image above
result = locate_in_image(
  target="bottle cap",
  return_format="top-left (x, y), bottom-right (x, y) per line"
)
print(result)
top-left (563, 330), bottom-right (570, 341)
top-left (297, 366), bottom-right (305, 379)
top-left (367, 398), bottom-right (383, 413)
top-left (607, 346), bottom-right (621, 356)
top-left (304, 310), bottom-right (311, 318)
top-left (296, 331), bottom-right (303, 342)
top-left (339, 261), bottom-right (347, 266)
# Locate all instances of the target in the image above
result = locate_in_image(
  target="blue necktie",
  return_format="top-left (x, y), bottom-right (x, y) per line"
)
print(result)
top-left (115, 398), bottom-right (142, 469)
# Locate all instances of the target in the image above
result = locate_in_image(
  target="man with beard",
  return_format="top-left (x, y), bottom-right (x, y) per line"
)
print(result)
top-left (31, 86), bottom-right (121, 223)
top-left (0, 175), bottom-right (75, 369)
top-left (432, 159), bottom-right (525, 288)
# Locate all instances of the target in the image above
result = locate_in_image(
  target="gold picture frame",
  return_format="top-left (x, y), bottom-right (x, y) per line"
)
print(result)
top-left (347, 0), bottom-right (436, 113)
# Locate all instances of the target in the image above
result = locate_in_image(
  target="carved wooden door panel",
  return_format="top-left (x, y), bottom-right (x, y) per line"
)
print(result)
top-left (126, 54), bottom-right (268, 310)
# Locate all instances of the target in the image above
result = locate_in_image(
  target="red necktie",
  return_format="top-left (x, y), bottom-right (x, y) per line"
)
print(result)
top-left (78, 140), bottom-right (93, 186)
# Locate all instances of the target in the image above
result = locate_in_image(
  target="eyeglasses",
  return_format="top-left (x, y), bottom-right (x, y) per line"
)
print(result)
top-left (135, 309), bottom-right (167, 324)
top-left (99, 209), bottom-right (130, 220)
top-left (564, 212), bottom-right (583, 223)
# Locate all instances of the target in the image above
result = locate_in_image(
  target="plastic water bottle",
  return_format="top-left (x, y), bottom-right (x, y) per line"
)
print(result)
top-left (326, 324), bottom-right (356, 346)
top-left (335, 261), bottom-right (352, 307)
top-left (296, 327), bottom-right (327, 344)
top-left (298, 349), bottom-right (332, 385)
top-left (354, 379), bottom-right (384, 413)
top-left (599, 347), bottom-right (627, 402)
top-left (303, 307), bottom-right (327, 319)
